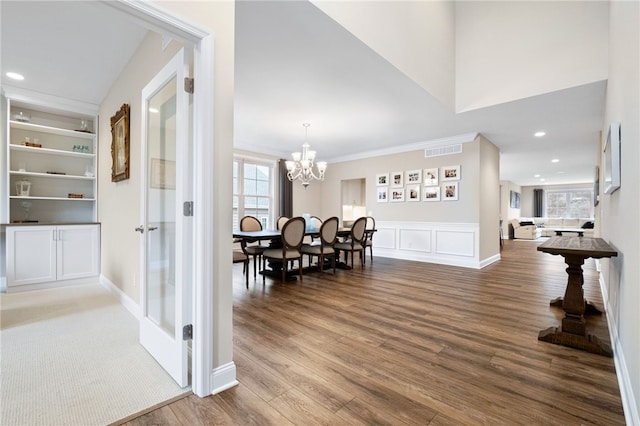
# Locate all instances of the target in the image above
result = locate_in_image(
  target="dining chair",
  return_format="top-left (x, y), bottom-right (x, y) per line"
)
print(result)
top-left (239, 215), bottom-right (268, 279)
top-left (335, 216), bottom-right (367, 269)
top-left (308, 215), bottom-right (324, 244)
top-left (363, 216), bottom-right (376, 265)
top-left (276, 216), bottom-right (289, 230)
top-left (262, 217), bottom-right (306, 283)
top-left (232, 250), bottom-right (249, 288)
top-left (301, 216), bottom-right (339, 273)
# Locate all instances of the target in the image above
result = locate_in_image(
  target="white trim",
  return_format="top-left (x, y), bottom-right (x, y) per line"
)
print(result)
top-left (100, 274), bottom-right (141, 319)
top-left (2, 86), bottom-right (98, 116)
top-left (210, 362), bottom-right (239, 395)
top-left (329, 132), bottom-right (478, 164)
top-left (599, 274), bottom-right (639, 425)
top-left (192, 34), bottom-right (215, 397)
top-left (106, 0), bottom-right (217, 398)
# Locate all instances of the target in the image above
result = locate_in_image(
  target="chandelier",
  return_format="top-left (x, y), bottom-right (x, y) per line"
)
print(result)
top-left (285, 123), bottom-right (327, 188)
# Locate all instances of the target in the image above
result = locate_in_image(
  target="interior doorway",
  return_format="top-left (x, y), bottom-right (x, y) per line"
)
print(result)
top-left (341, 178), bottom-right (366, 227)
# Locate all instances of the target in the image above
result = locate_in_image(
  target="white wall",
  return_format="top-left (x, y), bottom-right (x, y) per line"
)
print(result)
top-left (455, 1), bottom-right (608, 112)
top-left (599, 1), bottom-right (640, 423)
top-left (312, 0), bottom-right (456, 111)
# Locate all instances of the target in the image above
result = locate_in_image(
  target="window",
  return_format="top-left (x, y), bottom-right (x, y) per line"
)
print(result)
top-left (545, 189), bottom-right (594, 218)
top-left (233, 157), bottom-right (274, 230)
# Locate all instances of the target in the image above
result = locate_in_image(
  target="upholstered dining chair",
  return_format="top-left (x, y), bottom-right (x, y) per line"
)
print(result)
top-left (262, 217), bottom-right (306, 283)
top-left (301, 216), bottom-right (339, 274)
top-left (232, 250), bottom-right (249, 287)
top-left (239, 215), bottom-right (268, 280)
top-left (276, 216), bottom-right (289, 230)
top-left (335, 216), bottom-right (367, 269)
top-left (363, 216), bottom-right (376, 265)
top-left (308, 215), bottom-right (324, 244)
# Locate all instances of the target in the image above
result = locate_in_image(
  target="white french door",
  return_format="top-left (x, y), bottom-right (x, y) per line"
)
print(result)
top-left (138, 48), bottom-right (192, 387)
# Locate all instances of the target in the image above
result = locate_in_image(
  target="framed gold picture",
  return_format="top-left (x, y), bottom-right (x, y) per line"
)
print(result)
top-left (110, 103), bottom-right (130, 182)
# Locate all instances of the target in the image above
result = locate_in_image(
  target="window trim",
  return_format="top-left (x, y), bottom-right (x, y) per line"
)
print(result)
top-left (233, 155), bottom-right (276, 229)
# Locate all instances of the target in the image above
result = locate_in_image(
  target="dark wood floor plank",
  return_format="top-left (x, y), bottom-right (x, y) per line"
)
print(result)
top-left (122, 240), bottom-right (624, 425)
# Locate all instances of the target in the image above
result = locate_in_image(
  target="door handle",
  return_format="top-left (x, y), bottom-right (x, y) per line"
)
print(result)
top-left (148, 226), bottom-right (158, 231)
top-left (135, 226), bottom-right (144, 234)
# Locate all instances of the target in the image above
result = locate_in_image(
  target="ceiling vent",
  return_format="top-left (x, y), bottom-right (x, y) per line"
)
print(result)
top-left (424, 144), bottom-right (462, 158)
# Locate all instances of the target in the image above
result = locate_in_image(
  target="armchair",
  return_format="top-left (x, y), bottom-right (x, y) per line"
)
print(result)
top-left (511, 219), bottom-right (542, 240)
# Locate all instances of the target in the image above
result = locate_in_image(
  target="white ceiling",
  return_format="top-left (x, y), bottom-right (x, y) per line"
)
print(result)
top-left (1, 1), bottom-right (605, 187)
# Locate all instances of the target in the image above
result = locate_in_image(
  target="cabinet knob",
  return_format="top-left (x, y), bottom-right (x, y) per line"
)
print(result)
top-left (135, 226), bottom-right (144, 234)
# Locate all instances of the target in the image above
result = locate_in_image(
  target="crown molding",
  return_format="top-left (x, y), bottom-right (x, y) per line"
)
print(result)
top-left (327, 132), bottom-right (478, 164)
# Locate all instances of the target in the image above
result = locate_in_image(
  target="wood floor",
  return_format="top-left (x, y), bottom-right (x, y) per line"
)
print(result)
top-left (121, 239), bottom-right (625, 425)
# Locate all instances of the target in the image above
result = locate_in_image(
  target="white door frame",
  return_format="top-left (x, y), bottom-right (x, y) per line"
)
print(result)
top-left (102, 0), bottom-right (218, 397)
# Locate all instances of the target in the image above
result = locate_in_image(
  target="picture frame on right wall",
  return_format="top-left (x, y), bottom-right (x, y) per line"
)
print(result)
top-left (603, 121), bottom-right (621, 194)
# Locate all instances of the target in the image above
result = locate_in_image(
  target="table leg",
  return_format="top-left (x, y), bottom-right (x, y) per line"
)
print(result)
top-left (538, 254), bottom-right (612, 356)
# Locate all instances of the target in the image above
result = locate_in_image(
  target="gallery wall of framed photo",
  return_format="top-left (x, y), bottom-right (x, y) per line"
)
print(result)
top-left (376, 165), bottom-right (461, 203)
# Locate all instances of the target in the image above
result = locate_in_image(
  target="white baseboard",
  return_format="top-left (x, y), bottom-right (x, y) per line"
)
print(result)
top-left (599, 274), bottom-right (639, 425)
top-left (99, 274), bottom-right (141, 320)
top-left (210, 362), bottom-right (238, 395)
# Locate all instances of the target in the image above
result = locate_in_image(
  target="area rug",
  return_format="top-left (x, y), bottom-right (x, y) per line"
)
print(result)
top-left (0, 284), bottom-right (189, 425)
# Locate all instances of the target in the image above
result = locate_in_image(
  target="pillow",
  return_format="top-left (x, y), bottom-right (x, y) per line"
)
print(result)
top-left (519, 221), bottom-right (535, 226)
top-left (581, 221), bottom-right (594, 229)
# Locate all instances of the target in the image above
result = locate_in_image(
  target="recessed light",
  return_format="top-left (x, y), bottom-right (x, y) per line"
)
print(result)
top-left (534, 131), bottom-right (546, 137)
top-left (534, 174), bottom-right (541, 178)
top-left (6, 72), bottom-right (24, 81)
top-left (557, 171), bottom-right (565, 174)
top-left (551, 158), bottom-right (560, 163)
top-left (540, 178), bottom-right (546, 182)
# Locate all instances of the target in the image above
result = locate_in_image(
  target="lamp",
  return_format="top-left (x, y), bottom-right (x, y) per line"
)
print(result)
top-left (285, 123), bottom-right (327, 188)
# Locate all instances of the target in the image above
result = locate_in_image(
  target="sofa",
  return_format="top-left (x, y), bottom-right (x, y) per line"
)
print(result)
top-left (512, 217), bottom-right (595, 239)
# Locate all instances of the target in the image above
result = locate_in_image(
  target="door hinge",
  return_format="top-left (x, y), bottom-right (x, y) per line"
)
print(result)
top-left (184, 77), bottom-right (194, 94)
top-left (183, 324), bottom-right (193, 340)
top-left (183, 201), bottom-right (194, 217)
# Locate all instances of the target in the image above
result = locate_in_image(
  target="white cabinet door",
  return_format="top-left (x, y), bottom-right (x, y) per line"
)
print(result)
top-left (7, 226), bottom-right (56, 286)
top-left (57, 225), bottom-right (100, 280)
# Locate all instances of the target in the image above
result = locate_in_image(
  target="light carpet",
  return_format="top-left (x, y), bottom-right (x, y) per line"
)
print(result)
top-left (0, 284), bottom-right (188, 425)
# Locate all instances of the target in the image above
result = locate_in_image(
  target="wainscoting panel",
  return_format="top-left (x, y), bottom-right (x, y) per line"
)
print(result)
top-left (373, 221), bottom-right (488, 268)
top-left (435, 230), bottom-right (475, 257)
top-left (373, 227), bottom-right (397, 249)
top-left (399, 228), bottom-right (431, 252)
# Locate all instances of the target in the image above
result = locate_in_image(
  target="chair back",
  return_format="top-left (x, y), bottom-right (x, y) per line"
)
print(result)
top-left (281, 217), bottom-right (306, 249)
top-left (276, 216), bottom-right (289, 230)
top-left (240, 215), bottom-right (262, 232)
top-left (365, 216), bottom-right (376, 231)
top-left (310, 215), bottom-right (323, 231)
top-left (320, 217), bottom-right (339, 246)
top-left (350, 216), bottom-right (367, 243)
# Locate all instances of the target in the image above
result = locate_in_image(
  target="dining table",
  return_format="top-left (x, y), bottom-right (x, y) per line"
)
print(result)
top-left (537, 236), bottom-right (617, 356)
top-left (232, 227), bottom-right (357, 280)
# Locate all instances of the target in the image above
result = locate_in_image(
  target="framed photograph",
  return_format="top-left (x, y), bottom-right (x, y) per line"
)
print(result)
top-left (603, 121), bottom-right (621, 194)
top-left (443, 182), bottom-right (459, 201)
top-left (390, 188), bottom-right (405, 202)
top-left (376, 173), bottom-right (389, 186)
top-left (593, 166), bottom-right (600, 206)
top-left (509, 190), bottom-right (520, 208)
top-left (376, 186), bottom-right (388, 202)
top-left (441, 165), bottom-right (461, 181)
top-left (406, 169), bottom-right (422, 184)
top-left (151, 158), bottom-right (176, 190)
top-left (391, 171), bottom-right (404, 188)
top-left (423, 186), bottom-right (440, 201)
top-left (423, 168), bottom-right (438, 186)
top-left (406, 184), bottom-right (421, 202)
top-left (110, 103), bottom-right (130, 182)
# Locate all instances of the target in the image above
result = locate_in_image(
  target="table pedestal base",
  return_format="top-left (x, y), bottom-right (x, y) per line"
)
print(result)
top-left (538, 327), bottom-right (612, 357)
top-left (549, 297), bottom-right (603, 315)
